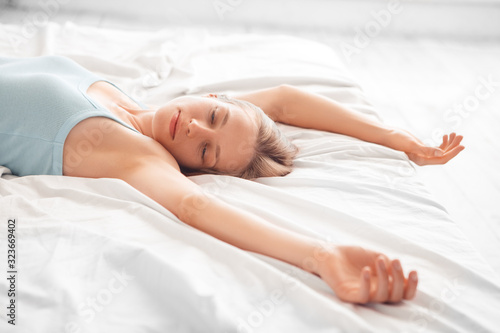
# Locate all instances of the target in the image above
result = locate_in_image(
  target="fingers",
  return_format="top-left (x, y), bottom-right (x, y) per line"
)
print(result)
top-left (373, 256), bottom-right (389, 302)
top-left (363, 258), bottom-right (418, 304)
top-left (358, 267), bottom-right (372, 304)
top-left (404, 271), bottom-right (419, 300)
top-left (388, 259), bottom-right (405, 302)
top-left (439, 134), bottom-right (449, 150)
top-left (440, 133), bottom-right (463, 152)
top-left (442, 132), bottom-right (456, 150)
top-left (433, 133), bottom-right (465, 164)
top-left (440, 144), bottom-right (465, 164)
top-left (445, 133), bottom-right (463, 151)
top-left (448, 132), bottom-right (456, 147)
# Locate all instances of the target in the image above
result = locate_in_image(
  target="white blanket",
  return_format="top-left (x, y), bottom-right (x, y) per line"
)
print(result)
top-left (1, 22), bottom-right (499, 332)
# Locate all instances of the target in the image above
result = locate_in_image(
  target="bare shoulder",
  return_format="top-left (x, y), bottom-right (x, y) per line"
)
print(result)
top-left (63, 117), bottom-right (180, 178)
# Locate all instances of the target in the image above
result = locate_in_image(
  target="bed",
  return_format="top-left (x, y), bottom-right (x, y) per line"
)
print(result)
top-left (1, 22), bottom-right (499, 332)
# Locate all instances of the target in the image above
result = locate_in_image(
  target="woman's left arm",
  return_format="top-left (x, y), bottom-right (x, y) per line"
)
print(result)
top-left (234, 85), bottom-right (464, 165)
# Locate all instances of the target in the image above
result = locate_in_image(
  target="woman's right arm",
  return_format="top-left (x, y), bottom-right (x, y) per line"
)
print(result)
top-left (116, 156), bottom-right (418, 304)
top-left (119, 156), bottom-right (325, 275)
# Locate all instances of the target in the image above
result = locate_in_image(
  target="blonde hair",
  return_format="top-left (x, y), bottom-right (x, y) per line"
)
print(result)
top-left (186, 95), bottom-right (298, 179)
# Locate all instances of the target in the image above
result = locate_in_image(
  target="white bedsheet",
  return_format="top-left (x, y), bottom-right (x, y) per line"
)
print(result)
top-left (1, 22), bottom-right (499, 332)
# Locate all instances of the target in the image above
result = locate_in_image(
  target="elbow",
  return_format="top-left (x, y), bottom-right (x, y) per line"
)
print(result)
top-left (275, 84), bottom-right (298, 123)
top-left (175, 190), bottom-right (215, 227)
top-left (277, 84), bottom-right (296, 97)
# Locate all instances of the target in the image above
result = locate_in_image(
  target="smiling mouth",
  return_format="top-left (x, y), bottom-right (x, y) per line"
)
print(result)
top-left (170, 110), bottom-right (180, 140)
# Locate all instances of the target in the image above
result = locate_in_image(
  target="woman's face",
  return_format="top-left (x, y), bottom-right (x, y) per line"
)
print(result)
top-left (153, 96), bottom-right (258, 174)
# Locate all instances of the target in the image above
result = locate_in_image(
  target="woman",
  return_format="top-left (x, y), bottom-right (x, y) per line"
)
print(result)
top-left (0, 55), bottom-right (464, 304)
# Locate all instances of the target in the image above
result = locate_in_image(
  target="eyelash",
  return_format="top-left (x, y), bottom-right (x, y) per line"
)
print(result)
top-left (202, 108), bottom-right (217, 161)
top-left (211, 107), bottom-right (217, 124)
top-left (202, 143), bottom-right (208, 160)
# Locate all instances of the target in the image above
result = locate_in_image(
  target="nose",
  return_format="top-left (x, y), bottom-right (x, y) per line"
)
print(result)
top-left (187, 119), bottom-right (211, 138)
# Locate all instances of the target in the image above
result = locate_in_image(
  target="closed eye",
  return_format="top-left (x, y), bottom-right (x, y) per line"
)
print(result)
top-left (211, 106), bottom-right (218, 124)
top-left (201, 142), bottom-right (208, 161)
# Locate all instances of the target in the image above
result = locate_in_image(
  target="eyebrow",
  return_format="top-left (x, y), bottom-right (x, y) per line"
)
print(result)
top-left (213, 108), bottom-right (230, 169)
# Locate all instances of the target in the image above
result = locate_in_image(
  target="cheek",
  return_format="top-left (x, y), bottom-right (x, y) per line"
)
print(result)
top-left (172, 141), bottom-right (197, 166)
top-left (232, 124), bottom-right (256, 155)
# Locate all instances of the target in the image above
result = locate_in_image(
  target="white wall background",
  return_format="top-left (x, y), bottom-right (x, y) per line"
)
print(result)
top-left (2, 0), bottom-right (500, 39)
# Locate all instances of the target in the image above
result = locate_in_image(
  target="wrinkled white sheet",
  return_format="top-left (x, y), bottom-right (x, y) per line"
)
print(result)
top-left (1, 22), bottom-right (499, 332)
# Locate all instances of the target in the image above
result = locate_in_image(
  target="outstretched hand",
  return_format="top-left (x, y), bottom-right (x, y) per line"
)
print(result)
top-left (317, 246), bottom-right (418, 304)
top-left (386, 129), bottom-right (465, 166)
top-left (405, 132), bottom-right (465, 166)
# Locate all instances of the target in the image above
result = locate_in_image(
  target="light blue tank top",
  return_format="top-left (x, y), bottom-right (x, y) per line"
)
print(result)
top-left (0, 55), bottom-right (144, 176)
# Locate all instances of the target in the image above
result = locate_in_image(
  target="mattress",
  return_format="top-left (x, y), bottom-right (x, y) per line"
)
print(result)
top-left (0, 22), bottom-right (499, 332)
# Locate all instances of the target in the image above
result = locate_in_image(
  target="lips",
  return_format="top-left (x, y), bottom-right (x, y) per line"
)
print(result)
top-left (170, 110), bottom-right (180, 140)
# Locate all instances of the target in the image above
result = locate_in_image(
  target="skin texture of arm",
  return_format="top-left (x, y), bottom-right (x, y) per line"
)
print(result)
top-left (234, 85), bottom-right (464, 165)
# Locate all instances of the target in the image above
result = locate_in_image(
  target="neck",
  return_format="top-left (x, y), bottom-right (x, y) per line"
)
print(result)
top-left (123, 106), bottom-right (156, 139)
